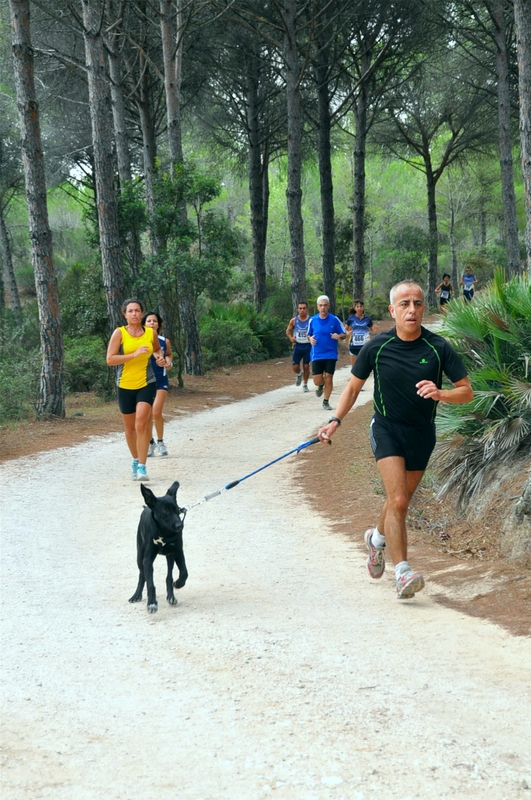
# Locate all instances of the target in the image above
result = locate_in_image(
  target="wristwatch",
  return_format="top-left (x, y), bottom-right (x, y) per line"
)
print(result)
top-left (328, 416), bottom-right (341, 426)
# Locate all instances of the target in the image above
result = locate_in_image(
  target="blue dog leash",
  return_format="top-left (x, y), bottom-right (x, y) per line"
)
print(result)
top-left (183, 436), bottom-right (320, 512)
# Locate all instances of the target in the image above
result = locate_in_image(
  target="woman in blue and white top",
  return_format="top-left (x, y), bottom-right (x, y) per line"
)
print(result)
top-left (345, 300), bottom-right (376, 366)
top-left (142, 311), bottom-right (173, 457)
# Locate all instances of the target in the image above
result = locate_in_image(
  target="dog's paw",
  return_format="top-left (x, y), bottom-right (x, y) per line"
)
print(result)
top-left (147, 603), bottom-right (158, 613)
top-left (167, 595), bottom-right (178, 606)
top-left (173, 577), bottom-right (187, 589)
top-left (129, 594), bottom-right (142, 603)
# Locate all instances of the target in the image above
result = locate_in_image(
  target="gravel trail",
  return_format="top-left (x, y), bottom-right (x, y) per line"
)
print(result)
top-left (1, 372), bottom-right (530, 799)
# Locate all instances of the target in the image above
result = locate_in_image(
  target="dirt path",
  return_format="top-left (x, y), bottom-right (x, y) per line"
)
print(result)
top-left (1, 372), bottom-right (530, 799)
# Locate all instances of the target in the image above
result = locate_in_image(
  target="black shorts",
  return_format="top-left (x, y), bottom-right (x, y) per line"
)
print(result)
top-left (369, 415), bottom-right (436, 472)
top-left (349, 345), bottom-right (363, 356)
top-left (463, 289), bottom-right (474, 302)
top-left (312, 359), bottom-right (337, 376)
top-left (117, 382), bottom-right (157, 415)
top-left (292, 343), bottom-right (311, 366)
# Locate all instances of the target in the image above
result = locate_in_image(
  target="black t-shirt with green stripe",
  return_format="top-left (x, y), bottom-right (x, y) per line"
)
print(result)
top-left (352, 326), bottom-right (468, 426)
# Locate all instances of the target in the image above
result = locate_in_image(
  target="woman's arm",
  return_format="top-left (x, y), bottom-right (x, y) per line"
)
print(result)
top-left (164, 338), bottom-right (173, 368)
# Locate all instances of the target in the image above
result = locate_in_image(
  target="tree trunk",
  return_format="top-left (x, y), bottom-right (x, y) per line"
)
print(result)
top-left (514, 0), bottom-right (531, 270)
top-left (105, 0), bottom-right (142, 278)
top-left (160, 0), bottom-right (201, 375)
top-left (105, 0), bottom-right (131, 188)
top-left (425, 160), bottom-right (438, 308)
top-left (315, 45), bottom-right (336, 312)
top-left (283, 0), bottom-right (306, 310)
top-left (81, 0), bottom-right (124, 332)
top-left (449, 204), bottom-right (459, 291)
top-left (179, 287), bottom-right (202, 375)
top-left (160, 0), bottom-right (184, 170)
top-left (492, 2), bottom-right (521, 277)
top-left (9, 0), bottom-right (64, 418)
top-left (0, 205), bottom-right (22, 319)
top-left (352, 82), bottom-right (368, 302)
top-left (247, 54), bottom-right (267, 310)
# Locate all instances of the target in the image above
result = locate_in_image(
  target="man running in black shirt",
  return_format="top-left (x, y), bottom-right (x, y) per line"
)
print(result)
top-left (317, 280), bottom-right (473, 599)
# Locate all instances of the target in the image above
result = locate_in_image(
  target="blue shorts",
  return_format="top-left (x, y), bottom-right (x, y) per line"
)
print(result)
top-left (312, 359), bottom-right (337, 376)
top-left (117, 382), bottom-right (157, 415)
top-left (292, 343), bottom-right (311, 366)
top-left (369, 415), bottom-right (436, 472)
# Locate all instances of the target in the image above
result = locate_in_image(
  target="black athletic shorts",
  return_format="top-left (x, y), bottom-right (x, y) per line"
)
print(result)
top-left (292, 343), bottom-right (311, 366)
top-left (369, 415), bottom-right (436, 472)
top-left (117, 382), bottom-right (157, 415)
top-left (312, 359), bottom-right (337, 376)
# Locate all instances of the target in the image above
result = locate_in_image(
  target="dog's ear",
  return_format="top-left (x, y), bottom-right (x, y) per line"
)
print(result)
top-left (140, 483), bottom-right (157, 508)
top-left (166, 481), bottom-right (180, 499)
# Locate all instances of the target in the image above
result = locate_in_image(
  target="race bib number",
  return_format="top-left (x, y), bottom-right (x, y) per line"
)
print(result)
top-left (352, 331), bottom-right (370, 345)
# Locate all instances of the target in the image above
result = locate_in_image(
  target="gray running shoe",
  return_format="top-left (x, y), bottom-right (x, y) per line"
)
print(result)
top-left (396, 570), bottom-right (425, 599)
top-left (303, 384), bottom-right (309, 392)
top-left (316, 385), bottom-right (324, 397)
top-left (364, 528), bottom-right (385, 579)
top-left (156, 441), bottom-right (168, 456)
top-left (322, 399), bottom-right (332, 410)
top-left (295, 372), bottom-right (302, 386)
top-left (147, 441), bottom-right (155, 457)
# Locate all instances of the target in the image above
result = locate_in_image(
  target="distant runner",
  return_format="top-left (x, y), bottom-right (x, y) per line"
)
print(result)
top-left (308, 295), bottom-right (346, 411)
top-left (460, 267), bottom-right (477, 302)
top-left (345, 300), bottom-right (376, 367)
top-left (435, 274), bottom-right (454, 308)
top-left (286, 302), bottom-right (311, 392)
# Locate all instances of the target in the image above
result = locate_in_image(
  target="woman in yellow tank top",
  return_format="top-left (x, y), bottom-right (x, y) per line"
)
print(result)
top-left (106, 298), bottom-right (165, 482)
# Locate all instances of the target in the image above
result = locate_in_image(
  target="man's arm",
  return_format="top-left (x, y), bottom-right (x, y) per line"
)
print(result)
top-left (416, 376), bottom-right (473, 404)
top-left (317, 374), bottom-right (366, 442)
top-left (286, 317), bottom-right (295, 342)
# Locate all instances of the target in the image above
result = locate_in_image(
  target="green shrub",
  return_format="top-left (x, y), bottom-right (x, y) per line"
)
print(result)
top-left (365, 295), bottom-right (390, 320)
top-left (0, 315), bottom-right (41, 422)
top-left (200, 317), bottom-right (266, 369)
top-left (63, 336), bottom-right (115, 397)
top-left (0, 355), bottom-right (40, 421)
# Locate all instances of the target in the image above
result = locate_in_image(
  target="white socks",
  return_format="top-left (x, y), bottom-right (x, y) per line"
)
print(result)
top-left (371, 527), bottom-right (386, 548)
top-left (394, 561), bottom-right (410, 578)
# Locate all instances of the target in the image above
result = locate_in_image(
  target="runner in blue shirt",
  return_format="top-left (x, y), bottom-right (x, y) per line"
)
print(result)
top-left (345, 300), bottom-right (376, 367)
top-left (460, 267), bottom-right (477, 302)
top-left (286, 301), bottom-right (311, 392)
top-left (308, 295), bottom-right (346, 411)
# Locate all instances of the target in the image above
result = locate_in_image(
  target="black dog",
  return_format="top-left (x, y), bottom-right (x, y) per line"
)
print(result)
top-left (129, 481), bottom-right (188, 613)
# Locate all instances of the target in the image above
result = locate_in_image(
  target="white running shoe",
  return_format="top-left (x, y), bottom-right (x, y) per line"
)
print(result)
top-left (137, 465), bottom-right (150, 482)
top-left (364, 528), bottom-right (385, 579)
top-left (147, 441), bottom-right (155, 457)
top-left (396, 570), bottom-right (424, 599)
top-left (156, 441), bottom-right (168, 456)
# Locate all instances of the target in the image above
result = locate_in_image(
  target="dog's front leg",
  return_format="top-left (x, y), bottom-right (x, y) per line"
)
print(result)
top-left (129, 534), bottom-right (146, 603)
top-left (144, 552), bottom-right (158, 613)
top-left (165, 555), bottom-right (177, 606)
top-left (173, 545), bottom-right (188, 589)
